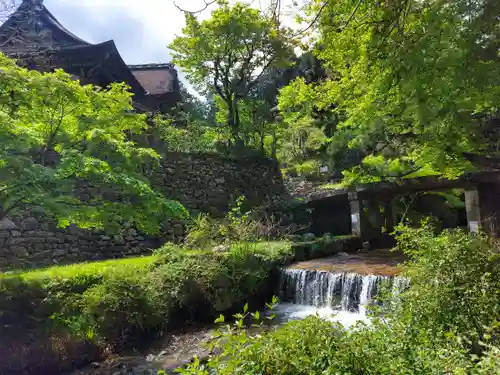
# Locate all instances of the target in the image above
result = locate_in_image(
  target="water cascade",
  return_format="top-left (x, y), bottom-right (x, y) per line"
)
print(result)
top-left (277, 268), bottom-right (410, 326)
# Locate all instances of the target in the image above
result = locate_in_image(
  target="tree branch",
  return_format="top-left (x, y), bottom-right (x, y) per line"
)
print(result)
top-left (235, 42), bottom-right (257, 89)
top-left (246, 55), bottom-right (277, 94)
top-left (0, 197), bottom-right (25, 221)
top-left (343, 0), bottom-right (364, 29)
top-left (213, 59), bottom-right (227, 101)
top-left (174, 0), bottom-right (216, 14)
top-left (289, 0), bottom-right (329, 38)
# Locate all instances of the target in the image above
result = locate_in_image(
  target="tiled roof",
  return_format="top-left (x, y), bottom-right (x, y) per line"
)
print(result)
top-left (0, 0), bottom-right (91, 50)
top-left (1, 0), bottom-right (179, 109)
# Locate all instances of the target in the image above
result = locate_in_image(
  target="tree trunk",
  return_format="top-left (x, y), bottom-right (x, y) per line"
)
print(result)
top-left (233, 95), bottom-right (241, 145)
top-left (226, 95), bottom-right (241, 147)
top-left (272, 130), bottom-right (277, 159)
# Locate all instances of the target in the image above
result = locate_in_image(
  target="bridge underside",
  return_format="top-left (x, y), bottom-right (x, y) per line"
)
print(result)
top-left (307, 172), bottom-right (500, 241)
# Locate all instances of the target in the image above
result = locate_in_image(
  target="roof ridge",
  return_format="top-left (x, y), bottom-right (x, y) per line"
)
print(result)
top-left (0, 0), bottom-right (91, 47)
top-left (40, 4), bottom-right (91, 45)
top-left (127, 63), bottom-right (175, 69)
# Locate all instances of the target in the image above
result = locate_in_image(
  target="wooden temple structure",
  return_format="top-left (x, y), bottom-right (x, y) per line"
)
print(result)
top-left (0, 0), bottom-right (180, 114)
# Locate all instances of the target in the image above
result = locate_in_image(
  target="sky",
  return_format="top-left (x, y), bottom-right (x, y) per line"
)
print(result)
top-left (41, 0), bottom-right (213, 90)
top-left (42, 0), bottom-right (202, 65)
top-left (19, 0), bottom-right (303, 93)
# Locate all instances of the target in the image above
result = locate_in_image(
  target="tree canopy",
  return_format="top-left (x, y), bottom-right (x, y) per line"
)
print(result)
top-left (169, 0), bottom-right (294, 150)
top-left (167, 0), bottom-right (500, 182)
top-left (0, 53), bottom-right (187, 233)
top-left (279, 0), bottom-right (500, 182)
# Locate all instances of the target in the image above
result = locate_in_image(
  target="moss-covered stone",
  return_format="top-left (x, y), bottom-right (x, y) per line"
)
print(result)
top-left (290, 236), bottom-right (362, 262)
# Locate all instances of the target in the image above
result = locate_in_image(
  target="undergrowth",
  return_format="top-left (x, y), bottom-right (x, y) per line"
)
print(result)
top-left (0, 240), bottom-right (292, 374)
top-left (178, 224), bottom-right (500, 375)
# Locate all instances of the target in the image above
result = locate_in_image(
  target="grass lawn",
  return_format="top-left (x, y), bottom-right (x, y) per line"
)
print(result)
top-left (4, 255), bottom-right (158, 281)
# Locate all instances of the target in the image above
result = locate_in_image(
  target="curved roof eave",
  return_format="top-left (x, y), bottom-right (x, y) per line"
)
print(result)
top-left (41, 5), bottom-right (91, 46)
top-left (102, 40), bottom-right (147, 96)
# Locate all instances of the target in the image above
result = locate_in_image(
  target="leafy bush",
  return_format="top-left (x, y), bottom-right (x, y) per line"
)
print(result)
top-left (0, 241), bottom-right (290, 355)
top-left (185, 196), bottom-right (303, 248)
top-left (79, 266), bottom-right (170, 345)
top-left (295, 160), bottom-right (322, 177)
top-left (185, 196), bottom-right (260, 248)
top-left (395, 223), bottom-right (500, 347)
top-left (184, 213), bottom-right (222, 248)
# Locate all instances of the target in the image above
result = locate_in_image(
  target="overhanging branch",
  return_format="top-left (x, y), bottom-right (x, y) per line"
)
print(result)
top-left (174, 0), bottom-right (216, 14)
top-left (289, 0), bottom-right (329, 38)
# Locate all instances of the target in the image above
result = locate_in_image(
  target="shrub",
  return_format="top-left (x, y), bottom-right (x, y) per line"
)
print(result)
top-left (79, 266), bottom-right (169, 346)
top-left (184, 196), bottom-right (260, 248)
top-left (395, 223), bottom-right (500, 348)
top-left (184, 197), bottom-right (303, 248)
top-left (184, 213), bottom-right (222, 248)
top-left (0, 240), bottom-right (290, 362)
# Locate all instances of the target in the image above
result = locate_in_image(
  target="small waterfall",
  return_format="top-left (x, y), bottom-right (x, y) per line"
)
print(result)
top-left (279, 268), bottom-right (408, 315)
top-left (392, 276), bottom-right (411, 296)
top-left (279, 268), bottom-right (343, 307)
top-left (358, 274), bottom-right (389, 315)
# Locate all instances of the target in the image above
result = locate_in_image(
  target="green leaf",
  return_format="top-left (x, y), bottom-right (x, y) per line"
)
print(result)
top-left (214, 314), bottom-right (225, 324)
top-left (0, 53), bottom-right (186, 234)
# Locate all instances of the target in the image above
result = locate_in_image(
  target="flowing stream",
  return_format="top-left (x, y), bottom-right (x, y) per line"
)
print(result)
top-left (72, 264), bottom-right (409, 375)
top-left (275, 268), bottom-right (410, 328)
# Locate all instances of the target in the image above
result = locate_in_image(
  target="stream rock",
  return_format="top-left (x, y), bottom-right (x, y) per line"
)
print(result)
top-left (71, 328), bottom-right (215, 375)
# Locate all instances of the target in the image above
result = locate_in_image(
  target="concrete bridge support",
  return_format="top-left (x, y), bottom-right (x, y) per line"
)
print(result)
top-left (349, 192), bottom-right (394, 242)
top-left (476, 182), bottom-right (500, 237)
top-left (349, 183), bottom-right (500, 243)
top-left (465, 188), bottom-right (481, 234)
top-left (465, 183), bottom-right (500, 237)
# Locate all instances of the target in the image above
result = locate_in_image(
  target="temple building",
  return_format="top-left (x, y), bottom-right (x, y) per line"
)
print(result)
top-left (0, 0), bottom-right (180, 114)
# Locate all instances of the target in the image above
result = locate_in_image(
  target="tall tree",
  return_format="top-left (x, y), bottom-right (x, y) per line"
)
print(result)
top-left (0, 53), bottom-right (187, 233)
top-left (279, 0), bottom-right (500, 182)
top-left (169, 0), bottom-right (294, 149)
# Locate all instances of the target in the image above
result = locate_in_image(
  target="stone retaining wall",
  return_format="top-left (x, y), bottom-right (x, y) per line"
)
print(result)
top-left (150, 152), bottom-right (285, 216)
top-left (0, 152), bottom-right (285, 270)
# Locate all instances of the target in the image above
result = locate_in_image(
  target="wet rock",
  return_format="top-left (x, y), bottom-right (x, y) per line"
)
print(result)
top-left (156, 350), bottom-right (168, 358)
